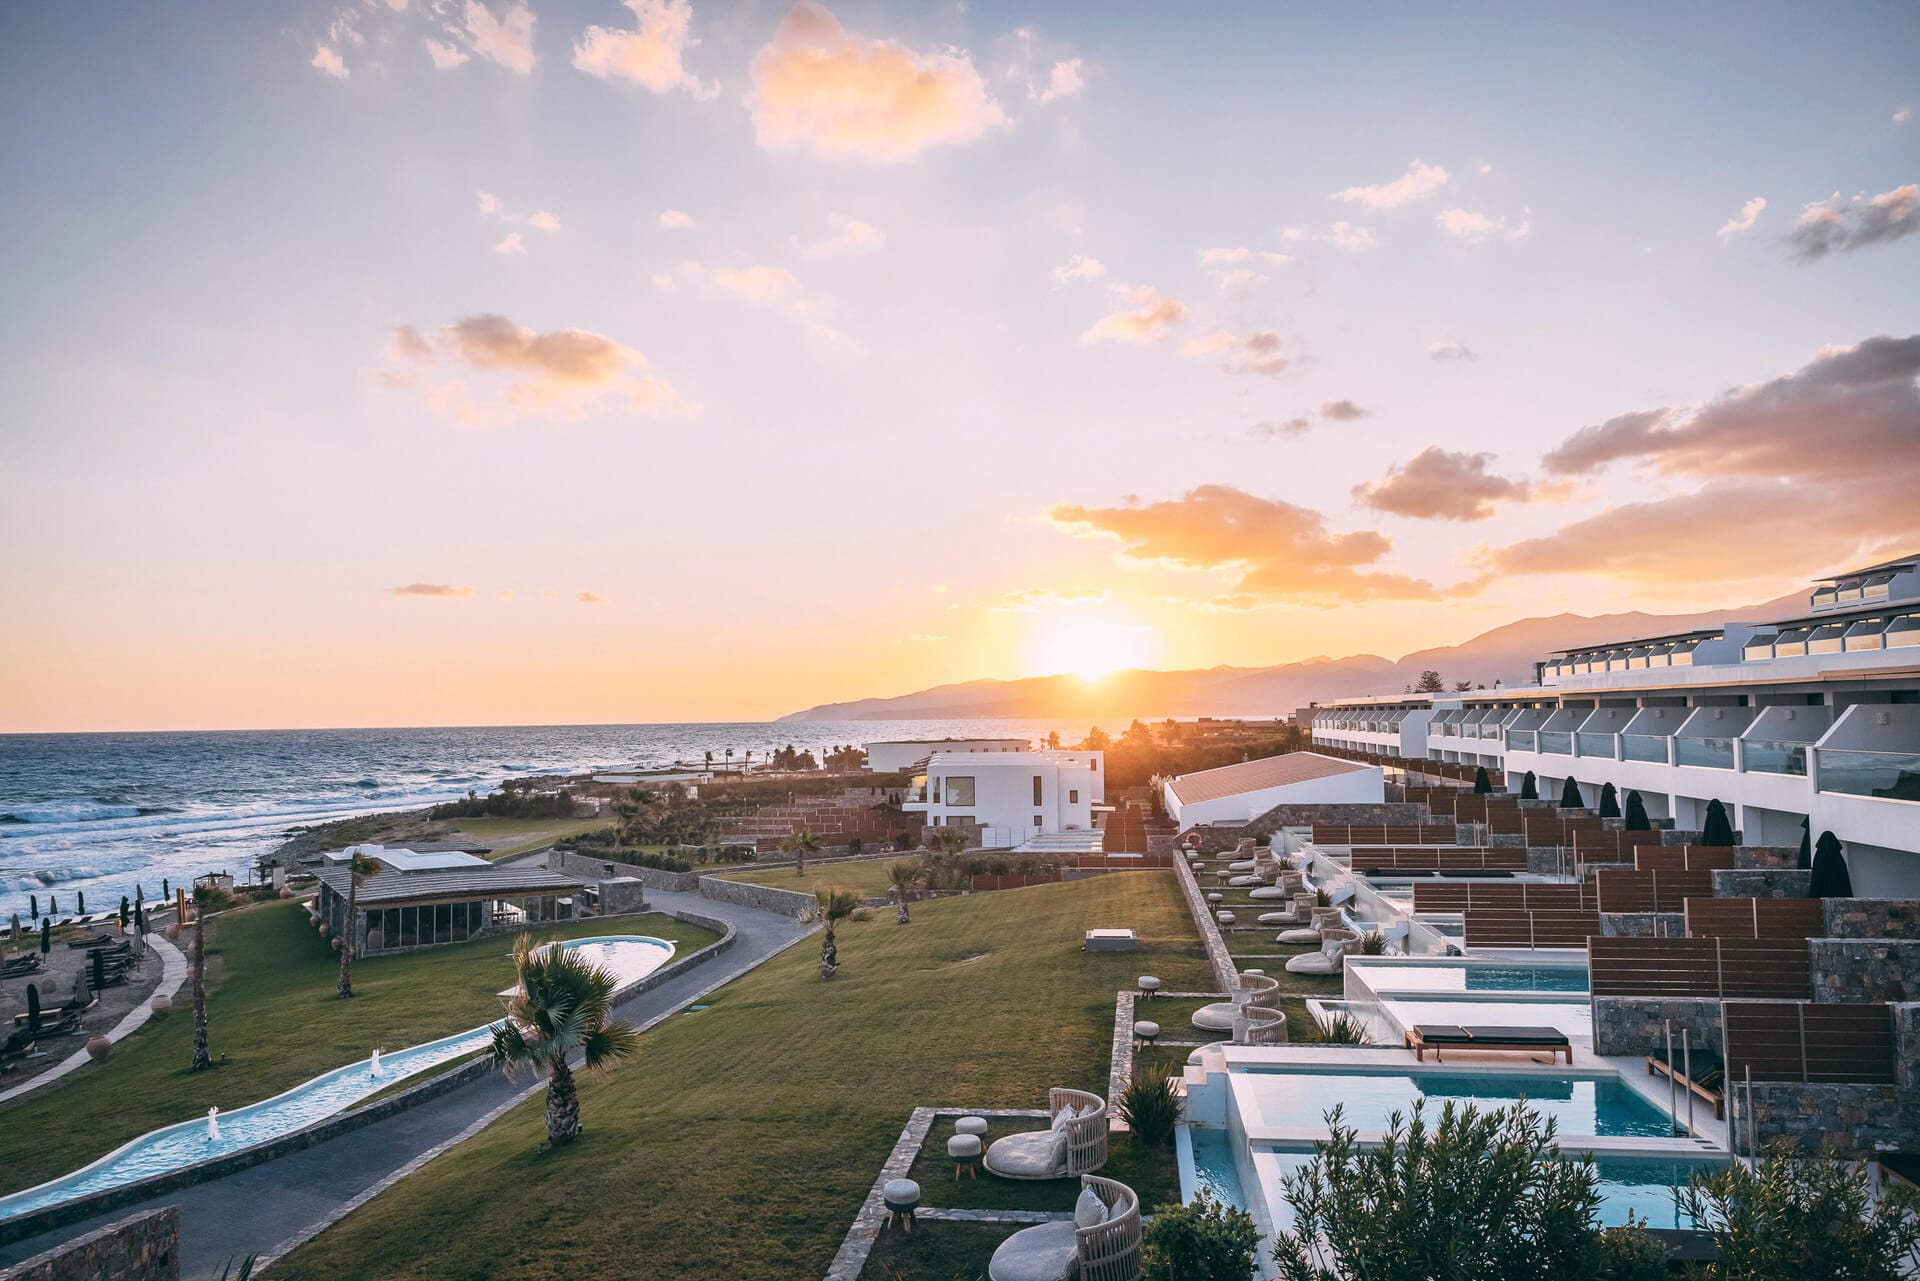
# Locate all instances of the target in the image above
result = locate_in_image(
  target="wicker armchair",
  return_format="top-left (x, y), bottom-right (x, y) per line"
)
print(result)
top-left (987, 1176), bottom-right (1142, 1281)
top-left (983, 1088), bottom-right (1109, 1180)
top-left (1285, 926), bottom-right (1360, 975)
top-left (1233, 982), bottom-right (1289, 1045)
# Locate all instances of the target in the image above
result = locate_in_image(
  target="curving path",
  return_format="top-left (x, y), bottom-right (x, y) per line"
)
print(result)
top-left (0, 888), bottom-right (813, 1280)
top-left (0, 934), bottom-right (188, 1108)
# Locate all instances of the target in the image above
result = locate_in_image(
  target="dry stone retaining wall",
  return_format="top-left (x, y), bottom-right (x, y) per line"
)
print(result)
top-left (0, 1208), bottom-right (179, 1281)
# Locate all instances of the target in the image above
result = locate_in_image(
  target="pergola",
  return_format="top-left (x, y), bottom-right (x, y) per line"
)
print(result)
top-left (314, 865), bottom-right (584, 954)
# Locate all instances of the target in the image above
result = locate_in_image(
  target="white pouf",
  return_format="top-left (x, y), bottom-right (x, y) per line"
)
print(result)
top-left (955, 1115), bottom-right (989, 1137)
top-left (1207, 892), bottom-right (1223, 903)
top-left (1132, 1019), bottom-right (1161, 1044)
top-left (1138, 975), bottom-right (1162, 998)
top-left (885, 1178), bottom-right (921, 1209)
top-left (1216, 911), bottom-right (1236, 925)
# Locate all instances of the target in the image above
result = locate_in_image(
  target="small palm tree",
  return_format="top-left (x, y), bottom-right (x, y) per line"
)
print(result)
top-left (815, 886), bottom-right (858, 978)
top-left (886, 860), bottom-right (921, 924)
top-left (188, 883), bottom-right (235, 1071)
top-left (336, 849), bottom-right (380, 999)
top-left (928, 826), bottom-right (967, 857)
top-left (490, 934), bottom-right (640, 1148)
top-left (783, 825), bottom-right (822, 876)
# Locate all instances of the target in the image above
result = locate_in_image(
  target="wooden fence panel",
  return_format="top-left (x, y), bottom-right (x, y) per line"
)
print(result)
top-left (1723, 1001), bottom-right (1897, 1085)
top-left (1588, 936), bottom-right (1812, 999)
top-left (1683, 897), bottom-right (1826, 940)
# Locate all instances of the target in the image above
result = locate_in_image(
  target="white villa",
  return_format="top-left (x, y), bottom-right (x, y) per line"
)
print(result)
top-left (1161, 752), bottom-right (1384, 828)
top-left (902, 748), bottom-right (1105, 847)
top-left (862, 737), bottom-right (1032, 774)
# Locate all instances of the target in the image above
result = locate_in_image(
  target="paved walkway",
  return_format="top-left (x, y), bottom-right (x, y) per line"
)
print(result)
top-left (0, 935), bottom-right (188, 1107)
top-left (0, 890), bottom-right (812, 1280)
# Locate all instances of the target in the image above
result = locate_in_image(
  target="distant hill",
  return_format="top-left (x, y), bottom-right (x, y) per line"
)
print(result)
top-left (778, 591), bottom-right (1806, 723)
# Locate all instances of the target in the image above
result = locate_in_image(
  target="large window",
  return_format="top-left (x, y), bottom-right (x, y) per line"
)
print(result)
top-left (945, 776), bottom-right (976, 807)
top-left (1033, 775), bottom-right (1044, 806)
top-left (1817, 750), bottom-right (1920, 802)
top-left (1675, 737), bottom-right (1736, 770)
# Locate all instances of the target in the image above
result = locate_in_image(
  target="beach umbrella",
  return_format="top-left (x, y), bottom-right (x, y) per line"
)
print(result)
top-left (26, 985), bottom-right (41, 1036)
top-left (77, 891), bottom-right (85, 915)
top-left (1624, 791), bottom-right (1651, 831)
top-left (1519, 771), bottom-right (1538, 800)
top-left (29, 894), bottom-right (38, 921)
top-left (1598, 783), bottom-right (1620, 819)
top-left (40, 919), bottom-right (51, 955)
top-left (1797, 818), bottom-right (1811, 870)
top-left (1809, 831), bottom-right (1853, 898)
top-left (1559, 775), bottom-right (1583, 809)
top-left (1700, 799), bottom-right (1734, 847)
top-left (1473, 766), bottom-right (1491, 794)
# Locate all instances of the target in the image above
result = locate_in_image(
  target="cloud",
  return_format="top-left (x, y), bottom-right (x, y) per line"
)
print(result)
top-left (749, 2), bottom-right (1006, 161)
top-left (1082, 285), bottom-right (1185, 345)
top-left (390, 583), bottom-right (474, 598)
top-left (424, 37), bottom-right (470, 68)
top-left (1488, 334), bottom-right (1920, 586)
top-left (1317, 221), bottom-right (1378, 253)
top-left (989, 587), bottom-right (1108, 613)
top-left (463, 1), bottom-right (536, 73)
top-left (1031, 57), bottom-right (1084, 104)
top-left (388, 313), bottom-right (694, 421)
top-left (493, 232), bottom-right (527, 255)
top-left (1895, 106), bottom-right (1913, 126)
top-left (572, 0), bottom-right (715, 97)
top-left (1787, 184), bottom-right (1919, 259)
top-left (1180, 330), bottom-right (1291, 377)
top-left (1052, 253), bottom-right (1106, 283)
top-left (1320, 399), bottom-right (1369, 421)
top-left (658, 209), bottom-right (695, 230)
top-left (1199, 247), bottom-right (1289, 266)
top-left (527, 211), bottom-right (562, 233)
top-left (1716, 196), bottom-right (1767, 241)
top-left (477, 190), bottom-right (503, 217)
top-left (312, 44), bottom-right (349, 78)
top-left (577, 590), bottom-right (606, 603)
top-left (709, 264), bottom-right (802, 300)
top-left (801, 213), bottom-right (885, 258)
top-left (1429, 340), bottom-right (1477, 362)
top-left (1250, 417), bottom-right (1312, 439)
top-left (1332, 160), bottom-right (1449, 210)
top-left (1352, 447), bottom-right (1531, 521)
top-left (1436, 207), bottom-right (1530, 242)
top-left (1048, 485), bottom-right (1453, 605)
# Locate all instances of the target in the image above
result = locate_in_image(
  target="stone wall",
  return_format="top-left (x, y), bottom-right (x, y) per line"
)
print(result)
top-left (1591, 996), bottom-right (1722, 1057)
top-left (1, 1208), bottom-right (179, 1281)
top-left (695, 875), bottom-right (817, 920)
top-left (596, 877), bottom-right (647, 915)
top-left (1735, 846), bottom-right (1798, 870)
top-left (1807, 939), bottom-right (1920, 1003)
top-left (1896, 1003), bottom-right (1920, 1090)
top-left (1171, 854), bottom-right (1239, 994)
top-left (1741, 1082), bottom-right (1920, 1157)
top-left (547, 849), bottom-right (701, 893)
top-left (1599, 912), bottom-right (1685, 938)
top-left (1710, 868), bottom-right (1812, 899)
top-left (1824, 898), bottom-right (1920, 940)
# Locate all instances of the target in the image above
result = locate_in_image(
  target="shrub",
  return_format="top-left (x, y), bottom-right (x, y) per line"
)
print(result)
top-left (846, 837), bottom-right (863, 856)
top-left (1117, 1065), bottom-right (1180, 1147)
top-left (1359, 930), bottom-right (1387, 955)
top-left (1683, 1142), bottom-right (1920, 1280)
top-left (626, 851), bottom-right (693, 873)
top-left (1314, 887), bottom-right (1332, 908)
top-left (1597, 1216), bottom-right (1671, 1281)
top-left (1142, 1190), bottom-right (1260, 1281)
top-left (1321, 1011), bottom-right (1371, 1044)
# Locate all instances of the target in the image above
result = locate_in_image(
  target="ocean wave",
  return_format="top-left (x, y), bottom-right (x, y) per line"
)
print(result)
top-left (6, 865), bottom-right (109, 891)
top-left (0, 801), bottom-right (143, 824)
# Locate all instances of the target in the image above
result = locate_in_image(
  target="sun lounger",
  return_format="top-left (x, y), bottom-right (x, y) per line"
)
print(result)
top-left (1406, 1024), bottom-right (1572, 1063)
top-left (66, 930), bottom-right (116, 949)
top-left (1647, 1044), bottom-right (1725, 1119)
top-left (1, 954), bottom-right (42, 976)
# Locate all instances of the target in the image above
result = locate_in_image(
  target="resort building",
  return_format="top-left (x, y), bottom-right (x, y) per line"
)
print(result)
top-left (863, 737), bottom-right (1031, 774)
top-left (1161, 752), bottom-right (1384, 828)
top-left (313, 862), bottom-right (584, 955)
top-left (902, 748), bottom-right (1104, 847)
top-left (1309, 554), bottom-right (1920, 894)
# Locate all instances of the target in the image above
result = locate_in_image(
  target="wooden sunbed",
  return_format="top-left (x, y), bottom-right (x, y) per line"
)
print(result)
top-left (1406, 1024), bottom-right (1573, 1064)
top-left (1646, 1044), bottom-right (1725, 1119)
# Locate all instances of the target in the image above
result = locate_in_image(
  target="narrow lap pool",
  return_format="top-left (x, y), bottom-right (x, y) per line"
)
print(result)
top-left (1241, 1067), bottom-right (1674, 1138)
top-left (1347, 961), bottom-right (1589, 993)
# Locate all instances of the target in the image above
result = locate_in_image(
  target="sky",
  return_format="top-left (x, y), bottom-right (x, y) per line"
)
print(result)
top-left (1, 0), bottom-right (1917, 732)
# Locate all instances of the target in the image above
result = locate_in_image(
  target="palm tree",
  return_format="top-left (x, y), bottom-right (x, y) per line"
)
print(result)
top-left (783, 825), bottom-right (821, 877)
top-left (489, 933), bottom-right (641, 1148)
top-left (928, 826), bottom-right (967, 857)
top-left (886, 860), bottom-right (921, 924)
top-left (610, 786), bottom-right (656, 853)
top-left (188, 883), bottom-right (234, 1071)
top-left (336, 849), bottom-right (381, 999)
top-left (815, 886), bottom-right (858, 978)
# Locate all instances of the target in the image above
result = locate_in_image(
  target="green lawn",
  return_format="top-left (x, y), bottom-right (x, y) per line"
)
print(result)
top-left (433, 816), bottom-right (614, 860)
top-left (717, 856), bottom-right (906, 899)
top-left (281, 873), bottom-right (1211, 1280)
top-left (865, 1221), bottom-right (1006, 1281)
top-left (0, 900), bottom-right (718, 1195)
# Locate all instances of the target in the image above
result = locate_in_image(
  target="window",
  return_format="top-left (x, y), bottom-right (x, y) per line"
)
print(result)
top-left (945, 776), bottom-right (976, 807)
top-left (1033, 815), bottom-right (1044, 826)
top-left (1069, 789), bottom-right (1079, 804)
top-left (1033, 776), bottom-right (1044, 806)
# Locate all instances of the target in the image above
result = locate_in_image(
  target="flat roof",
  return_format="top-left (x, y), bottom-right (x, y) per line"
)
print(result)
top-left (1815, 553), bottom-right (1918, 580)
top-left (323, 845), bottom-right (490, 872)
top-left (316, 865), bottom-right (583, 907)
top-left (1551, 627), bottom-right (1723, 656)
top-left (1166, 751), bottom-right (1371, 805)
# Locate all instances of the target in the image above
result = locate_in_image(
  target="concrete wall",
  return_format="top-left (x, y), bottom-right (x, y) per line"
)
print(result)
top-left (0, 1209), bottom-right (179, 1281)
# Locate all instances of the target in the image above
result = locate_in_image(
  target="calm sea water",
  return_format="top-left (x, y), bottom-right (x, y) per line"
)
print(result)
top-left (0, 720), bottom-right (1075, 913)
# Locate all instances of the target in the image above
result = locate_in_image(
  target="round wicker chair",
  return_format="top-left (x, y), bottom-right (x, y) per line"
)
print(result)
top-left (987, 1175), bottom-right (1142, 1281)
top-left (982, 1088), bottom-right (1108, 1181)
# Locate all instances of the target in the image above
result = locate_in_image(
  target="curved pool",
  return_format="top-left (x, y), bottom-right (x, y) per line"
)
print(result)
top-left (0, 934), bottom-right (676, 1225)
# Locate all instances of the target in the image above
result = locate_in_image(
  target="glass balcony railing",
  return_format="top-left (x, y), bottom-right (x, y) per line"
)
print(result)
top-left (1675, 737), bottom-right (1736, 770)
top-left (1576, 733), bottom-right (1618, 759)
top-left (1506, 730), bottom-right (1537, 751)
top-left (1538, 732), bottom-right (1573, 755)
top-left (1743, 740), bottom-right (1809, 776)
top-left (1816, 749), bottom-right (1920, 802)
top-left (1621, 735), bottom-right (1669, 763)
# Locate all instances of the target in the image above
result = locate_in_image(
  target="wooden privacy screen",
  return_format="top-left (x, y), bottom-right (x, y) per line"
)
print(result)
top-left (1633, 846), bottom-right (1739, 874)
top-left (1587, 936), bottom-right (1811, 999)
top-left (1413, 881), bottom-right (1591, 912)
top-left (1310, 824), bottom-right (1459, 846)
top-left (1462, 909), bottom-right (1600, 948)
top-left (1592, 869), bottom-right (1716, 913)
top-left (1683, 897), bottom-right (1826, 940)
top-left (1722, 1001), bottom-right (1898, 1085)
top-left (1574, 829), bottom-right (1670, 861)
top-left (1350, 846), bottom-right (1530, 871)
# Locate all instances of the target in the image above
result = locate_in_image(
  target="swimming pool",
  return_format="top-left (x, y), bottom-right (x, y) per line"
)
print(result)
top-left (1348, 961), bottom-right (1589, 994)
top-left (1239, 1067), bottom-right (1675, 1138)
top-left (1179, 1126), bottom-right (1253, 1212)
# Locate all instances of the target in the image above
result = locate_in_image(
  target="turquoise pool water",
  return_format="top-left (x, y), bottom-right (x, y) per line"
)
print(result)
top-left (1242, 1068), bottom-right (1674, 1138)
top-left (1185, 1127), bottom-right (1251, 1211)
top-left (1349, 962), bottom-right (1589, 993)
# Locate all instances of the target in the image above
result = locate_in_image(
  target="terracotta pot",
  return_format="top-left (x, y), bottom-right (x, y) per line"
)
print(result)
top-left (366, 929), bottom-right (385, 951)
top-left (278, 888), bottom-right (294, 899)
top-left (165, 923), bottom-right (181, 941)
top-left (331, 937), bottom-right (343, 951)
top-left (86, 1035), bottom-right (111, 1063)
top-left (318, 923), bottom-right (330, 938)
top-left (150, 995), bottom-right (172, 1018)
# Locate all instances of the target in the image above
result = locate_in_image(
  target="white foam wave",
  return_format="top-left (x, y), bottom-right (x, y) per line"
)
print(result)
top-left (1, 801), bottom-right (141, 824)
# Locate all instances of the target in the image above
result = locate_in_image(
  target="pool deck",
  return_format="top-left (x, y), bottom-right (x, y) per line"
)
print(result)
top-left (0, 888), bottom-right (815, 1280)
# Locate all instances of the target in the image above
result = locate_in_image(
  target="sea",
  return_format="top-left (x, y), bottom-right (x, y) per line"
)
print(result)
top-left (0, 720), bottom-right (1079, 915)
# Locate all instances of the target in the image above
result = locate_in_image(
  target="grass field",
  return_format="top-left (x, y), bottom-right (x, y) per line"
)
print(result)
top-left (0, 901), bottom-right (718, 1195)
top-left (430, 816), bottom-right (615, 860)
top-left (281, 872), bottom-right (1210, 1280)
top-left (717, 856), bottom-right (905, 899)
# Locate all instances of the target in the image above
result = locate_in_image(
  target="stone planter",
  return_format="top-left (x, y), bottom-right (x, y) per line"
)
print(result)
top-left (150, 995), bottom-right (172, 1018)
top-left (86, 1035), bottom-right (111, 1063)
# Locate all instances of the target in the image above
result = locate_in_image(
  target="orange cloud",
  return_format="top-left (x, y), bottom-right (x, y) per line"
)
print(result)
top-left (572, 0), bottom-right (714, 97)
top-left (386, 313), bottom-right (693, 422)
top-left (749, 2), bottom-right (1006, 161)
top-left (1352, 447), bottom-right (1530, 521)
top-left (1180, 330), bottom-right (1290, 376)
top-left (1083, 286), bottom-right (1185, 345)
top-left (390, 583), bottom-right (474, 599)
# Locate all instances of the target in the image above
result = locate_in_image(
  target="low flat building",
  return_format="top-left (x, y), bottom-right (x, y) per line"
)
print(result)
top-left (318, 844), bottom-right (489, 873)
top-left (902, 748), bottom-right (1104, 847)
top-left (864, 737), bottom-right (1031, 774)
top-left (1161, 751), bottom-right (1384, 828)
top-left (314, 863), bottom-right (583, 955)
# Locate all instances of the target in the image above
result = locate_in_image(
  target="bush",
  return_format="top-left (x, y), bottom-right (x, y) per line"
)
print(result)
top-left (1117, 1065), bottom-right (1180, 1147)
top-left (1142, 1190), bottom-right (1260, 1281)
top-left (1683, 1142), bottom-right (1920, 1280)
top-left (1359, 930), bottom-right (1387, 955)
top-left (1597, 1216), bottom-right (1671, 1281)
top-left (625, 851), bottom-right (693, 873)
top-left (1321, 1011), bottom-right (1371, 1045)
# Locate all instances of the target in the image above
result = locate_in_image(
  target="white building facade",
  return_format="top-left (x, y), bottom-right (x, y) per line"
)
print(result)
top-left (903, 749), bottom-right (1105, 846)
top-left (863, 738), bottom-right (1031, 775)
top-left (1311, 556), bottom-right (1920, 895)
top-left (1162, 752), bottom-right (1384, 828)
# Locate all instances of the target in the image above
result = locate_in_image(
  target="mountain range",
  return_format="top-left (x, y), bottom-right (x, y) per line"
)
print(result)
top-left (779, 590), bottom-right (1807, 723)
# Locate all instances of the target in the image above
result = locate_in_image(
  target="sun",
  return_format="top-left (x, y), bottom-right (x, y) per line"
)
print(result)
top-left (1027, 617), bottom-right (1158, 682)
